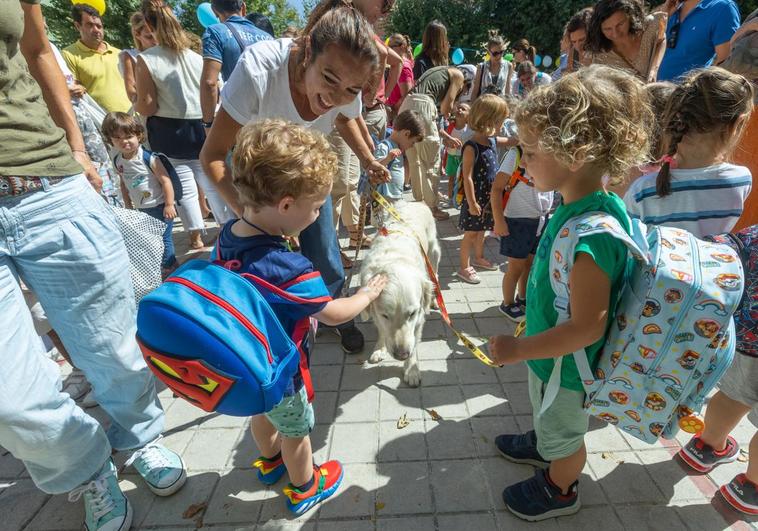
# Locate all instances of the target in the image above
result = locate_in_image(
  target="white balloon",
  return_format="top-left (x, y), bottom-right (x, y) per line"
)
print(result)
top-left (543, 55), bottom-right (553, 68)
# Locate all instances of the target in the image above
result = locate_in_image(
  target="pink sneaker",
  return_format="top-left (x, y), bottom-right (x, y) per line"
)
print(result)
top-left (454, 267), bottom-right (481, 284)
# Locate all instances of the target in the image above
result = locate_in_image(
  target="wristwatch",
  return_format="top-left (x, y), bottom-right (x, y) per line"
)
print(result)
top-left (201, 120), bottom-right (213, 128)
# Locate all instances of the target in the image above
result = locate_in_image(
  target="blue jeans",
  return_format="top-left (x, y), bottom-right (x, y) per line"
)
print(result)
top-left (299, 196), bottom-right (354, 329)
top-left (0, 175), bottom-right (164, 494)
top-left (300, 195), bottom-right (345, 297)
top-left (140, 204), bottom-right (177, 268)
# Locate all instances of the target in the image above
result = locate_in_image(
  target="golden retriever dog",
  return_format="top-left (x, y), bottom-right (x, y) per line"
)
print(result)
top-left (360, 201), bottom-right (441, 386)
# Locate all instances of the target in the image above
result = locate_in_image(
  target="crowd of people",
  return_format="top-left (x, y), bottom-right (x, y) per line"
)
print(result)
top-left (1, 0), bottom-right (757, 529)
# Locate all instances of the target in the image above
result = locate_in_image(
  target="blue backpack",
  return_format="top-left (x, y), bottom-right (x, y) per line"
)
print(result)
top-left (543, 213), bottom-right (743, 443)
top-left (136, 250), bottom-right (319, 416)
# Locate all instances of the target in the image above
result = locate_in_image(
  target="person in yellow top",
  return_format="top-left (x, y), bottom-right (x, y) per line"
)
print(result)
top-left (62, 4), bottom-right (132, 113)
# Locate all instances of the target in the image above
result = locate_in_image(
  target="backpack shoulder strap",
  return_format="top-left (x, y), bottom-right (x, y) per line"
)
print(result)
top-left (142, 148), bottom-right (153, 172)
top-left (224, 21), bottom-right (247, 52)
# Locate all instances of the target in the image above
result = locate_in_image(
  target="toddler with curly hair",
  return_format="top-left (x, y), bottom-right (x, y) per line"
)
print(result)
top-left (487, 65), bottom-right (654, 521)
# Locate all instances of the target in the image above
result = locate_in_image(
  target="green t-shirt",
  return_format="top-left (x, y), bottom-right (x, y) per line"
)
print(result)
top-left (526, 191), bottom-right (631, 391)
top-left (0, 0), bottom-right (82, 177)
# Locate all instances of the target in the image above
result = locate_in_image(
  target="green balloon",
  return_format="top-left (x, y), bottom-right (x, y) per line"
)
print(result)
top-left (413, 43), bottom-right (423, 58)
top-left (504, 53), bottom-right (514, 62)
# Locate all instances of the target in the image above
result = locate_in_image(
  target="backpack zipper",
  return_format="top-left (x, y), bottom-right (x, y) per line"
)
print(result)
top-left (166, 277), bottom-right (273, 363)
top-left (648, 231), bottom-right (702, 376)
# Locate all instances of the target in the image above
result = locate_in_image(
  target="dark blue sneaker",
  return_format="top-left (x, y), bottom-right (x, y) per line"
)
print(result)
top-left (495, 430), bottom-right (550, 467)
top-left (498, 302), bottom-right (525, 323)
top-left (503, 468), bottom-right (580, 521)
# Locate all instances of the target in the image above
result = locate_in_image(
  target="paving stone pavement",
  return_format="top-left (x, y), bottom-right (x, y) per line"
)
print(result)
top-left (2, 195), bottom-right (757, 531)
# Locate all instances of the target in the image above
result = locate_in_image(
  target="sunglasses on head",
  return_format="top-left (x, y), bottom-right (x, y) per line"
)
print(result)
top-left (491, 50), bottom-right (504, 57)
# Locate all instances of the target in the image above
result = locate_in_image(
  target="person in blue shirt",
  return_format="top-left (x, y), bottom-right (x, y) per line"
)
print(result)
top-left (658, 0), bottom-right (740, 82)
top-left (373, 109), bottom-right (424, 203)
top-left (200, 0), bottom-right (272, 130)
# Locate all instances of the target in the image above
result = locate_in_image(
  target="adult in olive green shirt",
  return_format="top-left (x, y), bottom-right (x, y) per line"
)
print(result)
top-left (62, 4), bottom-right (132, 113)
top-left (0, 3), bottom-right (185, 530)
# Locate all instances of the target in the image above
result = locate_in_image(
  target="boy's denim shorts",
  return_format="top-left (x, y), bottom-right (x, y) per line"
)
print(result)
top-left (528, 369), bottom-right (589, 461)
top-left (265, 386), bottom-right (315, 438)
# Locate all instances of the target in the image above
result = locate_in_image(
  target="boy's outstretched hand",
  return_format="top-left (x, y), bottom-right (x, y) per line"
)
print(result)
top-left (359, 274), bottom-right (389, 301)
top-left (489, 334), bottom-right (520, 366)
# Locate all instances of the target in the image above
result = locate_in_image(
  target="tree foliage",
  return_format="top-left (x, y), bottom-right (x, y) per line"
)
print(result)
top-left (177, 0), bottom-right (301, 38)
top-left (44, 0), bottom-right (301, 50)
top-left (386, 0), bottom-right (758, 63)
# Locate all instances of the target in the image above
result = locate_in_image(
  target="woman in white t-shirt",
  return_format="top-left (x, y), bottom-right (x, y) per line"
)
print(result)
top-left (200, 6), bottom-right (387, 327)
top-left (136, 0), bottom-right (234, 248)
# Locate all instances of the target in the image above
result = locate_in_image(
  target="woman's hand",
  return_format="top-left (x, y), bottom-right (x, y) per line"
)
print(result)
top-left (488, 334), bottom-right (521, 366)
top-left (365, 158), bottom-right (391, 184)
top-left (72, 150), bottom-right (103, 192)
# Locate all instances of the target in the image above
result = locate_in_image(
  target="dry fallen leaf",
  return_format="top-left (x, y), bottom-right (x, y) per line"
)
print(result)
top-left (396, 412), bottom-right (410, 429)
top-left (601, 452), bottom-right (614, 460)
top-left (375, 501), bottom-right (386, 511)
top-left (737, 450), bottom-right (749, 463)
top-left (182, 502), bottom-right (207, 519)
top-left (427, 409), bottom-right (443, 421)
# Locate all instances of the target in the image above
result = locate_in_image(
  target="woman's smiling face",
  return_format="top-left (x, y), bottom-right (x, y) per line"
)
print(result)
top-left (303, 44), bottom-right (373, 115)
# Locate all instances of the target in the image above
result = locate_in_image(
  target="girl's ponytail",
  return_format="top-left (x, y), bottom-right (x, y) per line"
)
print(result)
top-left (140, 0), bottom-right (190, 52)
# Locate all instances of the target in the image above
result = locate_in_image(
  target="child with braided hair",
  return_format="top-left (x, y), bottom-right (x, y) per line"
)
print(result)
top-left (623, 67), bottom-right (754, 238)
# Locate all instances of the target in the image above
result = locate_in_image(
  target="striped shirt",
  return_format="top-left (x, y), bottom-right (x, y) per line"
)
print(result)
top-left (623, 163), bottom-right (752, 237)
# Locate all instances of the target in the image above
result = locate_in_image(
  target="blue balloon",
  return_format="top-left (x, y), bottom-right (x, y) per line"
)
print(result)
top-left (534, 54), bottom-right (542, 67)
top-left (452, 48), bottom-right (465, 65)
top-left (197, 2), bottom-right (219, 28)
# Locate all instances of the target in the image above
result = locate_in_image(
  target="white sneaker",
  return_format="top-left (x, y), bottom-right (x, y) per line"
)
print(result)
top-left (68, 459), bottom-right (132, 531)
top-left (63, 368), bottom-right (92, 401)
top-left (125, 436), bottom-right (187, 496)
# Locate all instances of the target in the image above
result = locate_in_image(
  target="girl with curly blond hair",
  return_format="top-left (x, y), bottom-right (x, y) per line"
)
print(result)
top-left (488, 65), bottom-right (654, 521)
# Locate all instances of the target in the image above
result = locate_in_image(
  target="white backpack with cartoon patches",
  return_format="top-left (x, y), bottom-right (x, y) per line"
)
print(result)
top-left (542, 212), bottom-right (743, 443)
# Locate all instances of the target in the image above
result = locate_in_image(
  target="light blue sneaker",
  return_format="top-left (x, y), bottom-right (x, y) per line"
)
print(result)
top-left (68, 459), bottom-right (132, 531)
top-left (125, 436), bottom-right (187, 496)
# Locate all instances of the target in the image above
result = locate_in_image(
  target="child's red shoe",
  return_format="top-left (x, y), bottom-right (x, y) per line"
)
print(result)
top-left (252, 455), bottom-right (286, 485)
top-left (283, 461), bottom-right (344, 515)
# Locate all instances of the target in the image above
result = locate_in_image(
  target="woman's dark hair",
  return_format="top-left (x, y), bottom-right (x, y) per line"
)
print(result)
top-left (586, 0), bottom-right (646, 53)
top-left (421, 20), bottom-right (450, 67)
top-left (210, 0), bottom-right (243, 15)
top-left (246, 12), bottom-right (274, 37)
top-left (512, 38), bottom-right (536, 63)
top-left (298, 5), bottom-right (378, 71)
top-left (566, 7), bottom-right (593, 35)
top-left (516, 60), bottom-right (537, 77)
top-left (656, 68), bottom-right (754, 197)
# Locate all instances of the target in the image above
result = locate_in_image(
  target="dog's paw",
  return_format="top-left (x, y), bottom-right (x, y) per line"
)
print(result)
top-left (403, 362), bottom-right (421, 387)
top-left (369, 349), bottom-right (385, 364)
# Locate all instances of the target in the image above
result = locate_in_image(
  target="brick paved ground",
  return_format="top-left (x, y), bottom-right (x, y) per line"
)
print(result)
top-left (1, 196), bottom-right (756, 531)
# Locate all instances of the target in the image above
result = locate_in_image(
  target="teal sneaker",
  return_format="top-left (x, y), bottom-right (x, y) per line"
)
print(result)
top-left (125, 436), bottom-right (187, 496)
top-left (68, 459), bottom-right (132, 531)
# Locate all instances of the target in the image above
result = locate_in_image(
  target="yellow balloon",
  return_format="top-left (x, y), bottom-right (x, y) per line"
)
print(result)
top-left (71, 0), bottom-right (106, 16)
top-left (385, 37), bottom-right (390, 45)
top-left (484, 52), bottom-right (490, 61)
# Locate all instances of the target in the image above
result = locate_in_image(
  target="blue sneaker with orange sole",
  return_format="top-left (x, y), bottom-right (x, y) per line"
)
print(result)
top-left (252, 455), bottom-right (287, 485)
top-left (283, 461), bottom-right (344, 515)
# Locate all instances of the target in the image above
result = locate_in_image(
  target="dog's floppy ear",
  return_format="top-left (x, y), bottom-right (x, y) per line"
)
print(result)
top-left (360, 304), bottom-right (372, 322)
top-left (422, 279), bottom-right (435, 313)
